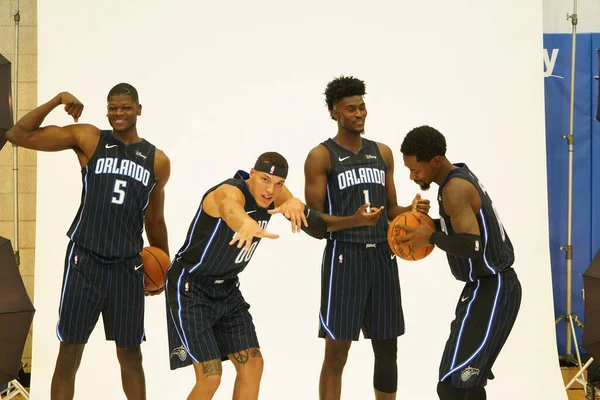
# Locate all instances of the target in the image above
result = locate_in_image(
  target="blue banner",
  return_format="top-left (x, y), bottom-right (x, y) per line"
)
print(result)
top-left (544, 33), bottom-right (599, 356)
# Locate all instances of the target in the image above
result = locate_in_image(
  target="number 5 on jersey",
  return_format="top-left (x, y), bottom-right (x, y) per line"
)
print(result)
top-left (112, 179), bottom-right (127, 205)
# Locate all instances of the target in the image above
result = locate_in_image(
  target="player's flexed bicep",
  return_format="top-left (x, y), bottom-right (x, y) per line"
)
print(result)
top-left (6, 92), bottom-right (100, 165)
top-left (145, 149), bottom-right (171, 257)
top-left (203, 184), bottom-right (279, 251)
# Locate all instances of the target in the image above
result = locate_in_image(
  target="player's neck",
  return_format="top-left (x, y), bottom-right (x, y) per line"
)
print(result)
top-left (435, 159), bottom-right (458, 185)
top-left (111, 128), bottom-right (141, 145)
top-left (333, 130), bottom-right (363, 152)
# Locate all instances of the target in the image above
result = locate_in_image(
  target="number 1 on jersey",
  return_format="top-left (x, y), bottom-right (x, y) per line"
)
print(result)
top-left (363, 190), bottom-right (371, 212)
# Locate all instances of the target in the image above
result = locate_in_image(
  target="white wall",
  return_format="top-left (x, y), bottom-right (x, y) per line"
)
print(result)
top-left (544, 0), bottom-right (600, 32)
top-left (32, 1), bottom-right (565, 399)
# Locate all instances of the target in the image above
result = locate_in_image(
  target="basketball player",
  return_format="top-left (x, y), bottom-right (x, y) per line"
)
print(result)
top-left (6, 84), bottom-right (170, 400)
top-left (397, 126), bottom-right (522, 400)
top-left (304, 75), bottom-right (430, 400)
top-left (167, 152), bottom-right (377, 400)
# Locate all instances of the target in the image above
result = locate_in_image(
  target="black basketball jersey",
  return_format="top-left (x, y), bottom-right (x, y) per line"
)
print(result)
top-left (321, 138), bottom-right (388, 243)
top-left (437, 163), bottom-right (514, 282)
top-left (174, 171), bottom-right (273, 279)
top-left (67, 130), bottom-right (156, 260)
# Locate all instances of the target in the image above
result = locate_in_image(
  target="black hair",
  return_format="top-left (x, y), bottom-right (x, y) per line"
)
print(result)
top-left (107, 83), bottom-right (139, 104)
top-left (256, 152), bottom-right (288, 169)
top-left (400, 125), bottom-right (447, 162)
top-left (324, 75), bottom-right (366, 120)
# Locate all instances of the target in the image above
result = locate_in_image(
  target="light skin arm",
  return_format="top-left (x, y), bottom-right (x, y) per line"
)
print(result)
top-left (203, 184), bottom-right (279, 251)
top-left (377, 142), bottom-right (430, 219)
top-left (144, 149), bottom-right (171, 257)
top-left (395, 178), bottom-right (480, 248)
top-left (268, 185), bottom-right (308, 233)
top-left (304, 145), bottom-right (383, 231)
top-left (6, 92), bottom-right (100, 165)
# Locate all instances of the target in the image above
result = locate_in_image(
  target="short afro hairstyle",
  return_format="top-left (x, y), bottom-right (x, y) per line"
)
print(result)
top-left (324, 76), bottom-right (366, 120)
top-left (400, 126), bottom-right (447, 162)
top-left (107, 83), bottom-right (139, 104)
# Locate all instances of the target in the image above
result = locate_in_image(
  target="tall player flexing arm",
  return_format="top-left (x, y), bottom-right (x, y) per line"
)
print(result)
top-left (397, 126), bottom-right (521, 400)
top-left (305, 75), bottom-right (430, 400)
top-left (7, 83), bottom-right (170, 400)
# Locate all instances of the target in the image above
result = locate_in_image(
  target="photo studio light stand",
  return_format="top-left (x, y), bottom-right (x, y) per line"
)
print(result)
top-left (554, 0), bottom-right (585, 370)
top-left (2, 0), bottom-right (28, 398)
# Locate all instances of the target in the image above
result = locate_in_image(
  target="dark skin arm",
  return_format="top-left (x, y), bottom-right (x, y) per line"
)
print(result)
top-left (144, 149), bottom-right (171, 257)
top-left (6, 92), bottom-right (100, 167)
top-left (304, 144), bottom-right (383, 231)
top-left (395, 178), bottom-right (481, 248)
top-left (376, 142), bottom-right (430, 219)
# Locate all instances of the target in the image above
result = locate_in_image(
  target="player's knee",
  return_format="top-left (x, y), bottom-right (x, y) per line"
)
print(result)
top-left (437, 381), bottom-right (467, 400)
top-left (323, 350), bottom-right (350, 374)
top-left (54, 343), bottom-right (85, 378)
top-left (372, 339), bottom-right (398, 393)
top-left (202, 374), bottom-right (222, 393)
top-left (116, 346), bottom-right (143, 371)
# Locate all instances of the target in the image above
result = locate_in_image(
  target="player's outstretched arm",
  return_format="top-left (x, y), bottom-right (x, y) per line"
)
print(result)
top-left (203, 184), bottom-right (279, 251)
top-left (145, 149), bottom-right (171, 257)
top-left (6, 92), bottom-right (98, 154)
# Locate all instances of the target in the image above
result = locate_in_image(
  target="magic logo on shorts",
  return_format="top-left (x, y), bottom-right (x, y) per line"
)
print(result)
top-left (460, 366), bottom-right (480, 382)
top-left (170, 346), bottom-right (188, 362)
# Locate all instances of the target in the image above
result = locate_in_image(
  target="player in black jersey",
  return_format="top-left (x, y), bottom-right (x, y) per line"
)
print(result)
top-left (7, 83), bottom-right (170, 400)
top-left (166, 151), bottom-right (337, 400)
top-left (0, 128), bottom-right (6, 151)
top-left (398, 126), bottom-right (521, 400)
top-left (305, 76), bottom-right (430, 400)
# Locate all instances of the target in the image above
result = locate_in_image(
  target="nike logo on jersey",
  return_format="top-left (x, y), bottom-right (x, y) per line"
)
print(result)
top-left (105, 144), bottom-right (118, 149)
top-left (390, 253), bottom-right (396, 260)
top-left (461, 296), bottom-right (470, 302)
top-left (338, 156), bottom-right (350, 162)
top-left (247, 210), bottom-right (257, 214)
top-left (134, 264), bottom-right (143, 270)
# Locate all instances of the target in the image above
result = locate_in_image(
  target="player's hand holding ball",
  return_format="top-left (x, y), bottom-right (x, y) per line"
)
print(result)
top-left (388, 211), bottom-right (436, 261)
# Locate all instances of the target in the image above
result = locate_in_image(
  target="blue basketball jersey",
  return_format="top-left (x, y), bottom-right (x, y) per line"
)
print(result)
top-left (174, 171), bottom-right (273, 279)
top-left (321, 138), bottom-right (388, 243)
top-left (67, 130), bottom-right (156, 259)
top-left (437, 164), bottom-right (514, 281)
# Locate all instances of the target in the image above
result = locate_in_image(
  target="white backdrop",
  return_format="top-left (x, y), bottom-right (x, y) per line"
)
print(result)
top-left (32, 0), bottom-right (564, 399)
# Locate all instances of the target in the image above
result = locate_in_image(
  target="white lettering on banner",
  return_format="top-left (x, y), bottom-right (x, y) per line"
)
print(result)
top-left (543, 48), bottom-right (563, 79)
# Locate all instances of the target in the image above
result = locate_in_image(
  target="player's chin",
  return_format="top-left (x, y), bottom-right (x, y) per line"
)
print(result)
top-left (415, 181), bottom-right (431, 191)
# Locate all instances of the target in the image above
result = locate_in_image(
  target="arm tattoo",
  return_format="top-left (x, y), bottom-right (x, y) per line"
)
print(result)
top-left (201, 360), bottom-right (222, 377)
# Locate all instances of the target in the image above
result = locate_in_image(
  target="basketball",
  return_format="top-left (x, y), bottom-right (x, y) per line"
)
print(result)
top-left (140, 246), bottom-right (171, 293)
top-left (387, 211), bottom-right (436, 261)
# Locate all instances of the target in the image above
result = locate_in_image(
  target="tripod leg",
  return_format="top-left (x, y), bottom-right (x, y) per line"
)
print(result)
top-left (568, 315), bottom-right (584, 368)
top-left (566, 358), bottom-right (594, 389)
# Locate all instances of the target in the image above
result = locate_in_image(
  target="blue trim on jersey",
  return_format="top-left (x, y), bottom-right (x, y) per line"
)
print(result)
top-left (441, 274), bottom-right (503, 381)
top-left (69, 166), bottom-right (89, 241)
top-left (140, 182), bottom-right (157, 235)
top-left (56, 242), bottom-right (76, 341)
top-left (189, 219), bottom-right (222, 273)
top-left (326, 184), bottom-right (333, 240)
top-left (321, 240), bottom-right (338, 339)
top-left (173, 268), bottom-right (199, 364)
top-left (468, 259), bottom-right (474, 282)
top-left (319, 313), bottom-right (336, 340)
top-left (176, 206), bottom-right (204, 261)
top-left (479, 209), bottom-right (497, 275)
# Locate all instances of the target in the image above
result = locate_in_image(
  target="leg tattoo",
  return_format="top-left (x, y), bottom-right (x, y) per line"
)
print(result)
top-left (201, 359), bottom-right (223, 377)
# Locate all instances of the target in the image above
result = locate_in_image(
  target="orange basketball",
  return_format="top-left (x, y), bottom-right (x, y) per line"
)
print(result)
top-left (140, 246), bottom-right (171, 293)
top-left (387, 211), bottom-right (436, 261)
